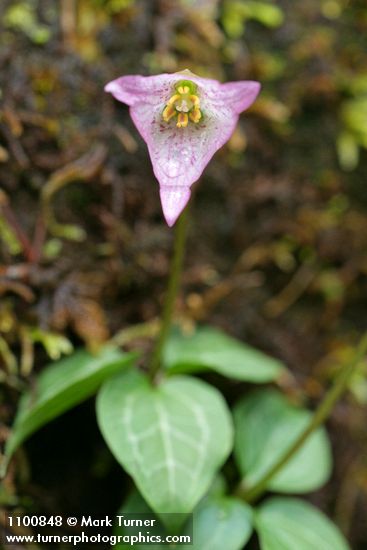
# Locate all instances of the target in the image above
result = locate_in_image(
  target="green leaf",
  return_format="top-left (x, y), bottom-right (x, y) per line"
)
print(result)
top-left (97, 369), bottom-right (233, 524)
top-left (337, 131), bottom-right (359, 171)
top-left (0, 214), bottom-right (22, 254)
top-left (255, 497), bottom-right (350, 550)
top-left (163, 327), bottom-right (286, 382)
top-left (4, 2), bottom-right (51, 44)
top-left (114, 490), bottom-right (168, 550)
top-left (206, 474), bottom-right (228, 498)
top-left (234, 389), bottom-right (332, 493)
top-left (26, 328), bottom-right (73, 360)
top-left (222, 0), bottom-right (284, 38)
top-left (244, 2), bottom-right (284, 28)
top-left (114, 491), bottom-right (252, 550)
top-left (184, 496), bottom-right (253, 550)
top-left (3, 347), bottom-right (137, 473)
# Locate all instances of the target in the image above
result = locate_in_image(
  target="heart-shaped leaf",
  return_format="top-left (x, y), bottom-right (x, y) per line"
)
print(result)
top-left (183, 496), bottom-right (253, 550)
top-left (255, 497), bottom-right (350, 550)
top-left (97, 369), bottom-right (233, 522)
top-left (234, 389), bottom-right (332, 493)
top-left (115, 491), bottom-right (252, 550)
top-left (163, 326), bottom-right (286, 382)
top-left (114, 490), bottom-right (168, 550)
top-left (3, 347), bottom-right (137, 474)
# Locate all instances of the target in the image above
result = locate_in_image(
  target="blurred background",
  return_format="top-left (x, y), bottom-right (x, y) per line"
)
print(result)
top-left (1, 0), bottom-right (367, 548)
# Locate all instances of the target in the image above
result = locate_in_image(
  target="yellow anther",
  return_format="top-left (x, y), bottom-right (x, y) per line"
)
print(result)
top-left (176, 113), bottom-right (189, 128)
top-left (189, 107), bottom-right (202, 123)
top-left (167, 94), bottom-right (181, 106)
top-left (177, 85), bottom-right (190, 94)
top-left (189, 95), bottom-right (200, 106)
top-left (162, 104), bottom-right (176, 122)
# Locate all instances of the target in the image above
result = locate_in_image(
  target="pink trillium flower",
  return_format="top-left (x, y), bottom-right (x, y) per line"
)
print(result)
top-left (105, 69), bottom-right (260, 226)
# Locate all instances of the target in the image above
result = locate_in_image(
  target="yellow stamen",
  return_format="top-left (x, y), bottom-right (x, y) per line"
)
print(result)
top-left (176, 113), bottom-right (189, 128)
top-left (189, 95), bottom-right (200, 106)
top-left (167, 94), bottom-right (181, 106)
top-left (162, 104), bottom-right (176, 122)
top-left (189, 107), bottom-right (202, 123)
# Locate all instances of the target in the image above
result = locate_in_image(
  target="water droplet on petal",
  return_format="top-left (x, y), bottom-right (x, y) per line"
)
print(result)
top-left (165, 158), bottom-right (181, 177)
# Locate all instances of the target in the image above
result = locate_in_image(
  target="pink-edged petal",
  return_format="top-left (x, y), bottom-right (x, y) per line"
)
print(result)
top-left (213, 81), bottom-right (261, 114)
top-left (160, 186), bottom-right (191, 227)
top-left (104, 74), bottom-right (174, 106)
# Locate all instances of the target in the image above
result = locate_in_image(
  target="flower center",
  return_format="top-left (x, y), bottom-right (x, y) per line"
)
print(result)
top-left (162, 79), bottom-right (202, 128)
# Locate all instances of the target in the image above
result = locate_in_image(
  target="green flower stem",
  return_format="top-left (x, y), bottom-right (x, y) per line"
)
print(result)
top-left (148, 208), bottom-right (190, 382)
top-left (237, 333), bottom-right (367, 504)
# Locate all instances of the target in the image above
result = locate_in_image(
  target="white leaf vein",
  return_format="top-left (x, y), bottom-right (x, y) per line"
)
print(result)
top-left (173, 391), bottom-right (211, 489)
top-left (122, 394), bottom-right (149, 481)
top-left (120, 385), bottom-right (213, 503)
top-left (155, 400), bottom-right (176, 497)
